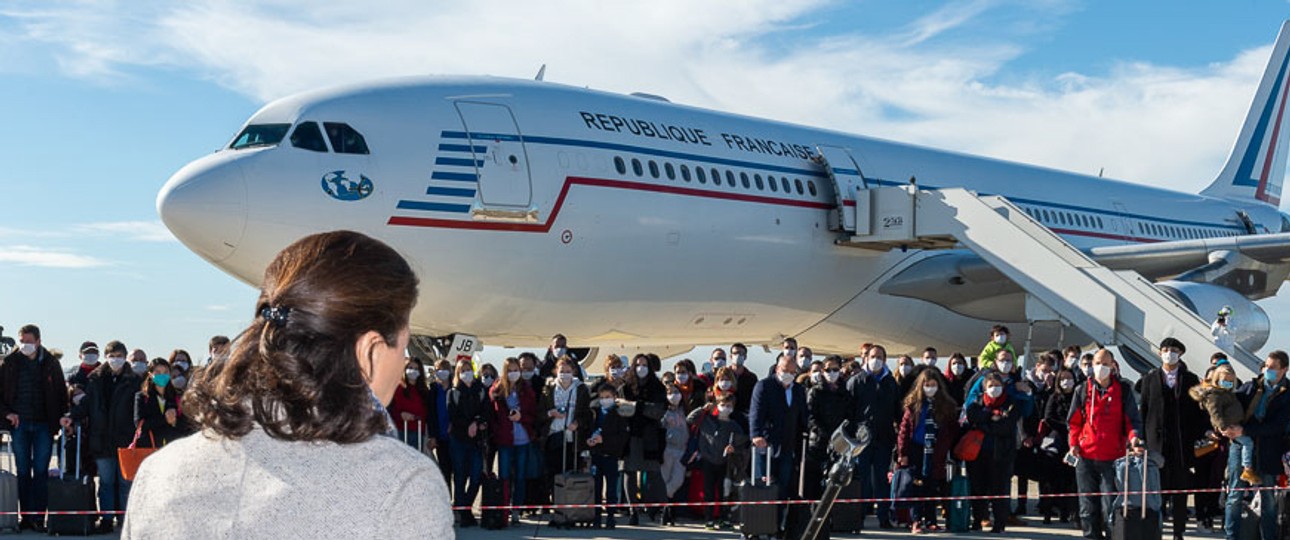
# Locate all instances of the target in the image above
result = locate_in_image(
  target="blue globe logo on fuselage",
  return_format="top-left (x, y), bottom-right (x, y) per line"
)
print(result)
top-left (321, 170), bottom-right (374, 201)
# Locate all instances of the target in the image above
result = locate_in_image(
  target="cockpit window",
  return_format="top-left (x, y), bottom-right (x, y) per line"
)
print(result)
top-left (323, 122), bottom-right (370, 154)
top-left (229, 124), bottom-right (290, 150)
top-left (290, 122), bottom-right (329, 152)
top-left (1280, 213), bottom-right (1290, 233)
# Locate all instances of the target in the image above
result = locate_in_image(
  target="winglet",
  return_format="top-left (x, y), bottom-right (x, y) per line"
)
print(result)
top-left (1202, 20), bottom-right (1290, 206)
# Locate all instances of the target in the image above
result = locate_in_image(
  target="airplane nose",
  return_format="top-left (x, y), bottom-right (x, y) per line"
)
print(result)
top-left (157, 157), bottom-right (248, 262)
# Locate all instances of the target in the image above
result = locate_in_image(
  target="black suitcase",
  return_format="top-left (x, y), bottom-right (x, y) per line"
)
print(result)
top-left (739, 447), bottom-right (780, 538)
top-left (551, 433), bottom-right (595, 527)
top-left (46, 427), bottom-right (96, 536)
top-left (785, 446), bottom-right (829, 540)
top-left (480, 474), bottom-right (508, 530)
top-left (831, 472), bottom-right (865, 532)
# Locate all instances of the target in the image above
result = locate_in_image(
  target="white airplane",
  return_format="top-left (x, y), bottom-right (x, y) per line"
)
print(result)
top-left (159, 22), bottom-right (1290, 376)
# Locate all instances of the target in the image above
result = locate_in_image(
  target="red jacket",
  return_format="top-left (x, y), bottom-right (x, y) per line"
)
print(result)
top-left (1067, 379), bottom-right (1143, 462)
top-left (895, 403), bottom-right (958, 481)
top-left (489, 381), bottom-right (538, 448)
top-left (388, 383), bottom-right (430, 432)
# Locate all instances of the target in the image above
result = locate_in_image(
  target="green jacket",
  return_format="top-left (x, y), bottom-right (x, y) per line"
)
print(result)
top-left (977, 341), bottom-right (1016, 370)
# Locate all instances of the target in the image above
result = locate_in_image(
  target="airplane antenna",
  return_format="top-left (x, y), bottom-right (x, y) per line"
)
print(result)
top-left (534, 64), bottom-right (547, 82)
top-left (1098, 167), bottom-right (1104, 178)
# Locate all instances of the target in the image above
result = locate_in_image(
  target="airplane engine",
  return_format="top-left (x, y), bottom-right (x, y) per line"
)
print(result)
top-left (1155, 280), bottom-right (1271, 353)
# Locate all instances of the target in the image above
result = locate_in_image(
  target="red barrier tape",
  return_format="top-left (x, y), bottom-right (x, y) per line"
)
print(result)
top-left (450, 485), bottom-right (1288, 512)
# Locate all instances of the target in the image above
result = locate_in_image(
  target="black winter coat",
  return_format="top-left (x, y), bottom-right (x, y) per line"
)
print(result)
top-left (588, 405), bottom-right (630, 459)
top-left (847, 369), bottom-right (900, 446)
top-left (1135, 363), bottom-right (1205, 471)
top-left (622, 374), bottom-right (668, 460)
top-left (133, 385), bottom-right (178, 448)
top-left (448, 381), bottom-right (489, 444)
top-left (74, 365), bottom-right (143, 458)
top-left (966, 396), bottom-right (1022, 464)
top-left (806, 382), bottom-right (850, 461)
top-left (0, 347), bottom-right (69, 425)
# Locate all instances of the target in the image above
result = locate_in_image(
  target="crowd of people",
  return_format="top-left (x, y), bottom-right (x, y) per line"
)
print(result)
top-left (405, 327), bottom-right (1288, 540)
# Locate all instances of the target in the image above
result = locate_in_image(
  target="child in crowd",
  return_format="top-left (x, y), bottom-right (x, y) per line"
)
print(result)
top-left (587, 385), bottom-right (629, 529)
top-left (1189, 364), bottom-right (1261, 485)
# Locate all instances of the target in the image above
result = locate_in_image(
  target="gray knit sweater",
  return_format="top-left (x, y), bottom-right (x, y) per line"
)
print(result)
top-left (122, 426), bottom-right (454, 539)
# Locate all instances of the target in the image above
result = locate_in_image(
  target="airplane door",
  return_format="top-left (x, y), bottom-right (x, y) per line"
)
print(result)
top-left (1111, 201), bottom-right (1135, 241)
top-left (815, 145), bottom-right (869, 233)
top-left (454, 102), bottom-right (532, 207)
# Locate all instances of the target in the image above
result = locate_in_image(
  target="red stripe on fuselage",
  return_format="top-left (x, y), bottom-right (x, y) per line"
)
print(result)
top-left (1256, 71), bottom-right (1290, 203)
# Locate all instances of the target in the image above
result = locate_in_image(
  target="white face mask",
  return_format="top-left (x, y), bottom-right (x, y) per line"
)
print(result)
top-left (553, 347), bottom-right (567, 358)
top-left (558, 372), bottom-right (573, 384)
top-left (867, 358), bottom-right (884, 373)
top-left (985, 386), bottom-right (1004, 398)
top-left (482, 376), bottom-right (495, 387)
top-left (1162, 351), bottom-right (1180, 365)
top-left (460, 371), bottom-right (475, 384)
top-left (599, 397), bottom-right (615, 409)
top-left (923, 385), bottom-right (938, 397)
top-left (436, 370), bottom-right (451, 381)
top-left (824, 371), bottom-right (840, 384)
top-left (924, 357), bottom-right (938, 367)
top-left (951, 364), bottom-right (965, 376)
top-left (521, 370), bottom-right (536, 379)
top-left (1082, 365), bottom-right (1094, 378)
top-left (899, 365), bottom-right (913, 377)
top-left (717, 404), bottom-right (733, 416)
top-left (132, 362), bottom-right (148, 375)
top-left (811, 372), bottom-right (823, 385)
top-left (1060, 379), bottom-right (1074, 390)
top-left (172, 375), bottom-right (188, 389)
top-left (18, 343), bottom-right (36, 356)
top-left (82, 354), bottom-right (99, 365)
top-left (675, 373), bottom-right (690, 384)
top-left (176, 360), bottom-right (190, 371)
top-left (635, 365), bottom-right (649, 378)
top-left (107, 356), bottom-right (126, 371)
top-left (72, 393), bottom-right (86, 406)
top-left (1093, 365), bottom-right (1113, 380)
top-left (997, 361), bottom-right (1013, 373)
top-left (507, 371), bottom-right (521, 382)
top-left (405, 369), bottom-right (421, 381)
top-left (717, 380), bottom-right (734, 391)
top-left (667, 393), bottom-right (681, 404)
top-left (732, 354), bottom-right (746, 366)
top-left (1065, 356), bottom-right (1079, 368)
top-left (778, 372), bottom-right (795, 386)
top-left (701, 362), bottom-right (714, 374)
top-left (994, 334), bottom-right (1007, 345)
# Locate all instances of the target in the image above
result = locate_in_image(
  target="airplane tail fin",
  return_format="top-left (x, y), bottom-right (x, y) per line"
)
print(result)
top-left (1202, 20), bottom-right (1290, 206)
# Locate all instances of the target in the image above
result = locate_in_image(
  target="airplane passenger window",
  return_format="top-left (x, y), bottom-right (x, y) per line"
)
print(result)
top-left (289, 122), bottom-right (328, 152)
top-left (322, 122), bottom-right (370, 154)
top-left (229, 123), bottom-right (291, 150)
top-left (768, 176), bottom-right (779, 192)
top-left (741, 172), bottom-right (751, 189)
top-left (693, 167), bottom-right (702, 183)
top-left (725, 170), bottom-right (736, 188)
top-left (781, 177), bottom-right (791, 193)
top-left (808, 181), bottom-right (817, 196)
top-left (665, 162), bottom-right (676, 180)
top-left (632, 158), bottom-right (644, 176)
top-left (710, 168), bottom-right (720, 185)
top-left (648, 160), bottom-right (660, 178)
top-left (1096, 217), bottom-right (1103, 229)
top-left (681, 165), bottom-right (692, 182)
top-left (614, 156), bottom-right (627, 175)
top-left (795, 179), bottom-right (804, 195)
top-left (755, 174), bottom-right (764, 190)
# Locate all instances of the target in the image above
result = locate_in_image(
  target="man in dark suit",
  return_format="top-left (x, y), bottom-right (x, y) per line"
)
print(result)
top-left (749, 354), bottom-right (807, 501)
top-left (1134, 337), bottom-right (1204, 540)
top-left (848, 344), bottom-right (900, 530)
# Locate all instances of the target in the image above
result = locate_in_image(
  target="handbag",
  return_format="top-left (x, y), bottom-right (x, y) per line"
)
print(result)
top-left (118, 422), bottom-right (158, 481)
top-left (1193, 437), bottom-right (1220, 458)
top-left (953, 429), bottom-right (985, 462)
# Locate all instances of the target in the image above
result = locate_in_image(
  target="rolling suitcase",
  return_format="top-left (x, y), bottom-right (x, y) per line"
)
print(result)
top-left (480, 473), bottom-right (508, 530)
top-left (0, 432), bottom-right (18, 533)
top-left (889, 466), bottom-right (917, 526)
top-left (46, 427), bottom-right (96, 536)
top-left (1111, 449), bottom-right (1161, 540)
top-left (830, 470), bottom-right (864, 533)
top-left (551, 432), bottom-right (595, 527)
top-left (785, 442), bottom-right (828, 540)
top-left (948, 464), bottom-right (972, 532)
top-left (739, 447), bottom-right (779, 538)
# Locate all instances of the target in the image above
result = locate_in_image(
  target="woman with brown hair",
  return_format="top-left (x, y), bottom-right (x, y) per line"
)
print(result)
top-left (122, 231), bottom-right (451, 538)
top-left (489, 356), bottom-right (538, 525)
top-left (895, 369), bottom-right (959, 534)
top-left (132, 358), bottom-right (179, 449)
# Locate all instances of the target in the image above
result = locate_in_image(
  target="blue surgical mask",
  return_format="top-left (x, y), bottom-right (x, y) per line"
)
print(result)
top-left (1265, 370), bottom-right (1280, 384)
top-left (1218, 380), bottom-right (1235, 390)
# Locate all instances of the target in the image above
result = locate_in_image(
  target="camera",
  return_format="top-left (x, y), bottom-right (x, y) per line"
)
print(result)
top-left (0, 326), bottom-right (13, 357)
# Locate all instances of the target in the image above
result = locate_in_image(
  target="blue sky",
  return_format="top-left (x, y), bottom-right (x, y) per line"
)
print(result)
top-left (2, 1), bottom-right (1289, 370)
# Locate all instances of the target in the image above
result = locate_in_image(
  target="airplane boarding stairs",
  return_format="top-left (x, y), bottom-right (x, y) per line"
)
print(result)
top-left (839, 185), bottom-right (1264, 379)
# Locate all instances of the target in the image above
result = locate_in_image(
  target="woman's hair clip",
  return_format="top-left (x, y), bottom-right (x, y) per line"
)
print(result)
top-left (260, 306), bottom-right (292, 327)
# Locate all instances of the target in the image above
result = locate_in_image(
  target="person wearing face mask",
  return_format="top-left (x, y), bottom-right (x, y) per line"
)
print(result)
top-left (687, 392), bottom-right (747, 530)
top-left (489, 357), bottom-right (538, 525)
top-left (804, 356), bottom-right (850, 501)
top-left (896, 370), bottom-right (959, 534)
top-left (205, 335), bottom-right (231, 366)
top-left (447, 362), bottom-right (488, 527)
top-left (658, 383), bottom-right (690, 526)
top-left (71, 340), bottom-right (142, 533)
top-left (794, 346), bottom-right (814, 376)
top-left (389, 359), bottom-right (433, 452)
top-left (540, 358), bottom-right (592, 518)
top-left (518, 353), bottom-right (542, 388)
top-left (539, 334), bottom-right (578, 383)
top-left (1041, 369), bottom-right (1079, 525)
top-left (1067, 348), bottom-right (1144, 540)
top-left (1221, 350), bottom-right (1290, 540)
top-left (965, 373), bottom-right (1030, 533)
top-left (769, 338), bottom-right (798, 378)
top-left (962, 349), bottom-right (1033, 417)
top-left (700, 348), bottom-right (726, 386)
top-left (671, 360), bottom-right (707, 415)
top-left (847, 344), bottom-right (900, 530)
top-left (1063, 346), bottom-right (1085, 383)
top-left (977, 325), bottom-right (1016, 371)
top-left (132, 358), bottom-right (179, 452)
top-left (1133, 337), bottom-right (1204, 540)
top-left (797, 360), bottom-right (824, 388)
top-left (68, 342), bottom-right (101, 392)
top-left (426, 359), bottom-right (454, 490)
top-left (1078, 353), bottom-right (1095, 382)
top-left (708, 367), bottom-right (737, 403)
top-left (592, 355), bottom-right (627, 396)
top-left (943, 353), bottom-right (974, 405)
top-left (749, 354), bottom-right (807, 526)
top-left (893, 355), bottom-right (918, 399)
top-left (728, 344), bottom-right (758, 419)
top-left (1014, 352), bottom-right (1058, 520)
top-left (620, 354), bottom-right (667, 525)
top-left (0, 324), bottom-right (71, 532)
top-left (164, 350), bottom-right (196, 438)
top-left (586, 386), bottom-right (630, 529)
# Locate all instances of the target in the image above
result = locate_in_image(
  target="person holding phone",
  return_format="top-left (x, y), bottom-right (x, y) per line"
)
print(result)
top-left (489, 357), bottom-right (538, 525)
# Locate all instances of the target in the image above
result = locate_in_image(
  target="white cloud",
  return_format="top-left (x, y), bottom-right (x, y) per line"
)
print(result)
top-left (0, 246), bottom-right (109, 269)
top-left (73, 221), bottom-right (176, 243)
top-left (0, 0), bottom-right (1277, 194)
